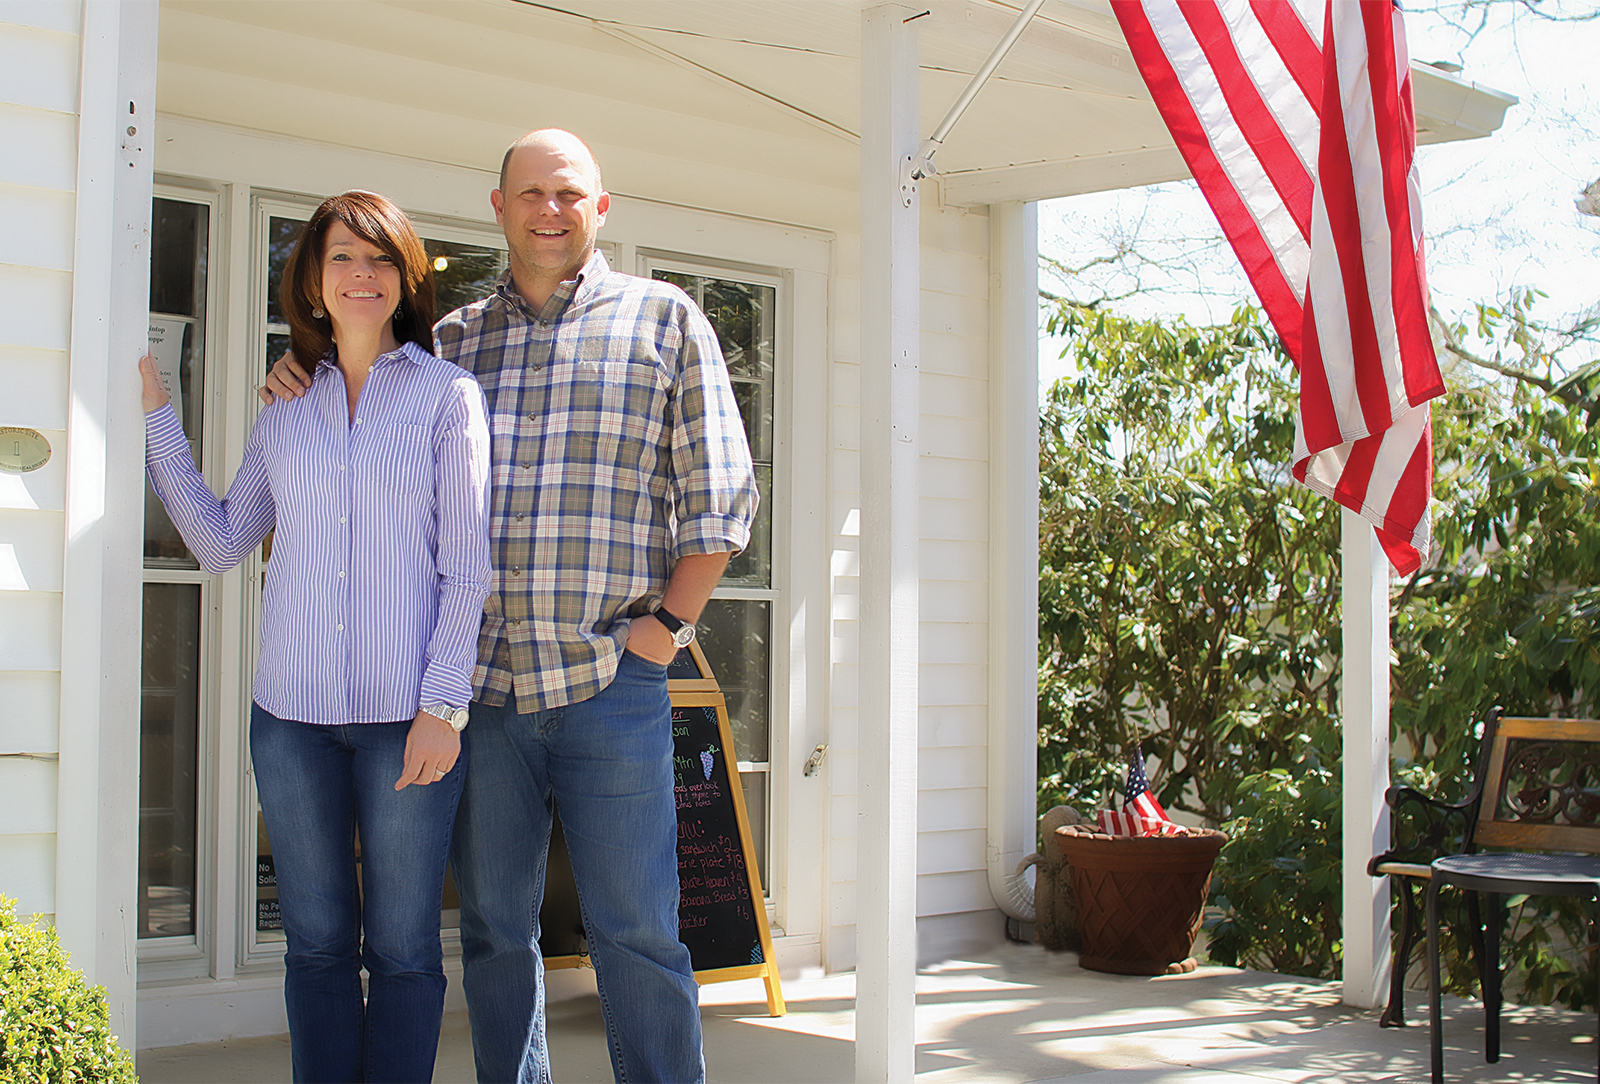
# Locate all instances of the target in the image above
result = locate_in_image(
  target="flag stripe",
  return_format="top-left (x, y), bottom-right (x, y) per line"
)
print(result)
top-left (1115, 0), bottom-right (1307, 356)
top-left (1180, 3), bottom-right (1315, 240)
top-left (1250, 0), bottom-right (1322, 111)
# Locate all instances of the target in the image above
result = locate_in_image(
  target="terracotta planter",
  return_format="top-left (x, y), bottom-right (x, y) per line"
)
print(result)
top-left (1054, 827), bottom-right (1227, 975)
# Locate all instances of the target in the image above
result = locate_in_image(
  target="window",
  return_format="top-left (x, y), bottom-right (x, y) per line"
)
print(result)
top-left (647, 262), bottom-right (779, 887)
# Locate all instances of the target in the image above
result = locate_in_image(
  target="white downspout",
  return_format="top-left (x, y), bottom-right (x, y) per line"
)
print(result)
top-left (986, 201), bottom-right (1039, 921)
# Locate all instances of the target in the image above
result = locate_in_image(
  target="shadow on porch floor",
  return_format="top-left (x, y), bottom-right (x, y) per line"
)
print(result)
top-left (137, 941), bottom-right (1594, 1082)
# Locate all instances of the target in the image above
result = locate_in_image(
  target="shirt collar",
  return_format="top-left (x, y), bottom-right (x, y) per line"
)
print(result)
top-left (314, 340), bottom-right (426, 373)
top-left (494, 248), bottom-right (612, 323)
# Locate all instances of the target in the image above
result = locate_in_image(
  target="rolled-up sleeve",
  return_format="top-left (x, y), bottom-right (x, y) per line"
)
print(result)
top-left (416, 374), bottom-right (492, 712)
top-left (667, 303), bottom-right (759, 560)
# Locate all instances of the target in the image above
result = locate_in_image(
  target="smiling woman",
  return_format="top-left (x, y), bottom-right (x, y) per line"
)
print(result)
top-left (138, 188), bottom-right (491, 1082)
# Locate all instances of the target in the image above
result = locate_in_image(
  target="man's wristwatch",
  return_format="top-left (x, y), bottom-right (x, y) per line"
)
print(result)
top-left (652, 604), bottom-right (697, 649)
top-left (421, 704), bottom-right (470, 732)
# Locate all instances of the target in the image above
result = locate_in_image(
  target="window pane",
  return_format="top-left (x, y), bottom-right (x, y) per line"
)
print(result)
top-left (696, 598), bottom-right (769, 763)
top-left (739, 770), bottom-right (768, 891)
top-left (140, 583), bottom-right (201, 938)
top-left (425, 239), bottom-right (508, 319)
top-left (723, 464), bottom-right (771, 588)
top-left (145, 198), bottom-right (209, 570)
top-left (265, 215), bottom-right (304, 330)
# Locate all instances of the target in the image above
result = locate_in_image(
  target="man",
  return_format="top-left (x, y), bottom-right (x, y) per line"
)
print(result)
top-left (265, 129), bottom-right (758, 1084)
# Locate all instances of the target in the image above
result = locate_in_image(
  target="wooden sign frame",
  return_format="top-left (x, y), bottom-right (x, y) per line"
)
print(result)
top-left (541, 639), bottom-right (785, 1017)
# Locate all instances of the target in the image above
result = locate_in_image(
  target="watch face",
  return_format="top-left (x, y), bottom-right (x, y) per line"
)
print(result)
top-left (673, 625), bottom-right (696, 648)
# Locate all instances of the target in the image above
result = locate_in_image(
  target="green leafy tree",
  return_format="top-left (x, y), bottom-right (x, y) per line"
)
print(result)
top-left (1039, 289), bottom-right (1600, 996)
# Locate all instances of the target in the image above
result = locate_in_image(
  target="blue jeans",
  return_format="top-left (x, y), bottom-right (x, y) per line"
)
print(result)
top-left (452, 651), bottom-right (704, 1084)
top-left (251, 703), bottom-right (466, 1084)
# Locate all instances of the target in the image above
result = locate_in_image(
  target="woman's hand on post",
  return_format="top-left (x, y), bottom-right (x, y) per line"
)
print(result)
top-left (138, 354), bottom-right (171, 414)
top-left (394, 710), bottom-right (461, 790)
top-left (257, 350), bottom-right (313, 405)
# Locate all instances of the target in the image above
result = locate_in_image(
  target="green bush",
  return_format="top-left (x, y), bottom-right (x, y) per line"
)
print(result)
top-left (0, 895), bottom-right (137, 1084)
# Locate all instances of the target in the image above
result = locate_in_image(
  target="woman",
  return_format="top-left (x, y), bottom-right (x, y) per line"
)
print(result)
top-left (140, 191), bottom-right (490, 1083)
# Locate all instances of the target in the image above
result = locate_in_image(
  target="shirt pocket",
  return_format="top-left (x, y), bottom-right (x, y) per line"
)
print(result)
top-left (565, 359), bottom-right (668, 480)
top-left (367, 423), bottom-right (432, 504)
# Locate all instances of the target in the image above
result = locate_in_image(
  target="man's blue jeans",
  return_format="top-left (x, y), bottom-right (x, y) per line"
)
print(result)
top-left (251, 703), bottom-right (466, 1084)
top-left (452, 651), bottom-right (704, 1084)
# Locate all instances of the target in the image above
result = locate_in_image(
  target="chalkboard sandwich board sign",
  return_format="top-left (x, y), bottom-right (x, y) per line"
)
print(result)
top-left (540, 640), bottom-right (785, 1016)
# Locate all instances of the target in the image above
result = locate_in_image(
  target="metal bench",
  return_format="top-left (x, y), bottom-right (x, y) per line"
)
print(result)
top-left (1368, 708), bottom-right (1600, 1082)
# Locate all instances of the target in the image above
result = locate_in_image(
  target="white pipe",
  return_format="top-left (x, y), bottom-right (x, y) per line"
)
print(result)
top-left (986, 200), bottom-right (1040, 923)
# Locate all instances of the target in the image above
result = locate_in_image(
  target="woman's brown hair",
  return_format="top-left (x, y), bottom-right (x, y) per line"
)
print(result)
top-left (279, 191), bottom-right (437, 368)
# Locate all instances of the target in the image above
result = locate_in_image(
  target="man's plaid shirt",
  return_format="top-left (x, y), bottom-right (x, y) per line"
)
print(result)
top-left (434, 250), bottom-right (758, 710)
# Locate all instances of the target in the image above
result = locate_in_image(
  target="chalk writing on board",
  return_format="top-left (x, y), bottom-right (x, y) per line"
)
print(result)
top-left (671, 703), bottom-right (763, 967)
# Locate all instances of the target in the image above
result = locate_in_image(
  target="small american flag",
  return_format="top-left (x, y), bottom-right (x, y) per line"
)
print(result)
top-left (1097, 747), bottom-right (1184, 836)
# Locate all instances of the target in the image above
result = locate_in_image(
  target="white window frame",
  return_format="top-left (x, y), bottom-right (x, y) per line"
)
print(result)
top-left (136, 179), bottom-right (225, 983)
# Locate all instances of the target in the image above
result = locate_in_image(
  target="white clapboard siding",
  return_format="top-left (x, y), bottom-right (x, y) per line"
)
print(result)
top-left (0, 834), bottom-right (55, 921)
top-left (0, 509), bottom-right (66, 591)
top-left (0, 4), bottom-right (77, 928)
top-left (0, 671), bottom-right (61, 756)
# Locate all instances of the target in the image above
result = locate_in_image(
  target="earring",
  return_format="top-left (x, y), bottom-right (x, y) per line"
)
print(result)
top-left (311, 301), bottom-right (326, 319)
top-left (393, 300), bottom-right (404, 321)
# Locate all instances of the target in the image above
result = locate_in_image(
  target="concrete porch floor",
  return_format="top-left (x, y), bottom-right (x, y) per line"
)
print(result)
top-left (137, 942), bottom-right (1595, 1083)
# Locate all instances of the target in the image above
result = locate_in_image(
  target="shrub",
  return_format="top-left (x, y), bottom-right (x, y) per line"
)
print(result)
top-left (0, 895), bottom-right (137, 1084)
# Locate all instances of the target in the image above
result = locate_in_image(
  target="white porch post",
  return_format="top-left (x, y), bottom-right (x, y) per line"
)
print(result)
top-left (857, 5), bottom-right (921, 1081)
top-left (986, 202), bottom-right (1039, 914)
top-left (56, 0), bottom-right (158, 1041)
top-left (1341, 509), bottom-right (1392, 1008)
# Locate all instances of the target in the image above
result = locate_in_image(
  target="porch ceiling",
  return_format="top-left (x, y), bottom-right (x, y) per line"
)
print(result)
top-left (156, 0), bottom-right (1513, 219)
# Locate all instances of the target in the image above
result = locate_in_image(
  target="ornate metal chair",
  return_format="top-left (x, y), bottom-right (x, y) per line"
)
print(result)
top-left (1413, 711), bottom-right (1600, 1082)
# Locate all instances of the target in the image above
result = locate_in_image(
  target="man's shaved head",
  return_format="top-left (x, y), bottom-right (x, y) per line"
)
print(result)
top-left (499, 129), bottom-right (603, 194)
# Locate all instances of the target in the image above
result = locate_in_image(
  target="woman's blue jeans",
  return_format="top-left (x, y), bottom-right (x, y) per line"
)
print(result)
top-left (451, 651), bottom-right (704, 1084)
top-left (251, 703), bottom-right (466, 1083)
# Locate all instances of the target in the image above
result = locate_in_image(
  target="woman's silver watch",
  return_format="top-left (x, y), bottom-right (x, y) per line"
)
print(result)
top-left (421, 704), bottom-right (470, 732)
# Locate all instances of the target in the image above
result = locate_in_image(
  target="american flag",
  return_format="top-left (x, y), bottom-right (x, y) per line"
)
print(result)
top-left (1109, 0), bottom-right (1442, 575)
top-left (1097, 747), bottom-right (1183, 836)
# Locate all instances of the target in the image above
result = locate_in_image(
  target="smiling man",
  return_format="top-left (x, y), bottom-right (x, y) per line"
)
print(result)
top-left (265, 129), bottom-right (757, 1084)
top-left (442, 130), bottom-right (757, 1084)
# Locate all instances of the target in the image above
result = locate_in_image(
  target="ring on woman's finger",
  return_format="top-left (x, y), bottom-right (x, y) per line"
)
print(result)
top-left (434, 767), bottom-right (448, 778)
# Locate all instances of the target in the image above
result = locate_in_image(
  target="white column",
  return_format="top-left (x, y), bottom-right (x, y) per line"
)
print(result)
top-left (986, 202), bottom-right (1039, 916)
top-left (1341, 508), bottom-right (1392, 1008)
top-left (856, 5), bottom-right (920, 1082)
top-left (55, 0), bottom-right (159, 1042)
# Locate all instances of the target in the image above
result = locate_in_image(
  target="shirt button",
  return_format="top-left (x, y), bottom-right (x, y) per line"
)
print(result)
top-left (511, 567), bottom-right (521, 577)
top-left (354, 418), bottom-right (362, 425)
top-left (521, 462), bottom-right (531, 471)
top-left (338, 464), bottom-right (346, 471)
top-left (509, 619), bottom-right (522, 628)
top-left (338, 570), bottom-right (346, 578)
top-left (339, 516), bottom-right (347, 524)
top-left (336, 623), bottom-right (344, 631)
top-left (526, 413), bottom-right (536, 422)
top-left (515, 513), bottom-right (525, 523)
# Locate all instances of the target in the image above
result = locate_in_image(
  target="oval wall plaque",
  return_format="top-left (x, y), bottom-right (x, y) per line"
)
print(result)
top-left (0, 427), bottom-right (51, 474)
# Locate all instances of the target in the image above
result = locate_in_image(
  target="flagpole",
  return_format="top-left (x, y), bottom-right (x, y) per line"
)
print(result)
top-left (1341, 507), bottom-right (1391, 1008)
